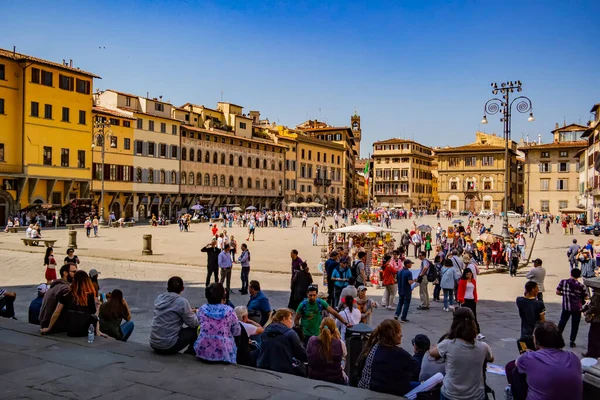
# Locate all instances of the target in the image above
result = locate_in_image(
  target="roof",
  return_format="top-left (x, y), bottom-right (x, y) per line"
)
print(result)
top-left (179, 103), bottom-right (221, 114)
top-left (217, 101), bottom-right (244, 109)
top-left (105, 89), bottom-right (173, 105)
top-left (180, 125), bottom-right (286, 148)
top-left (434, 143), bottom-right (508, 153)
top-left (591, 104), bottom-right (600, 113)
top-left (0, 47), bottom-right (100, 78)
top-left (551, 123), bottom-right (588, 133)
top-left (92, 106), bottom-right (137, 120)
top-left (118, 107), bottom-right (181, 122)
top-left (373, 138), bottom-right (432, 149)
top-left (518, 140), bottom-right (587, 151)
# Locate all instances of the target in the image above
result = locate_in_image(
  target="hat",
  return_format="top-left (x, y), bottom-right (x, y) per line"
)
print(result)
top-left (404, 259), bottom-right (414, 266)
top-left (412, 334), bottom-right (431, 351)
top-left (358, 285), bottom-right (367, 292)
top-left (37, 283), bottom-right (49, 296)
top-left (533, 258), bottom-right (543, 265)
top-left (88, 269), bottom-right (100, 278)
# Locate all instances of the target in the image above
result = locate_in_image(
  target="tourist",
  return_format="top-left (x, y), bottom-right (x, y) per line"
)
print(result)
top-left (579, 249), bottom-right (598, 292)
top-left (517, 233), bottom-right (527, 261)
top-left (432, 255), bottom-right (443, 301)
top-left (201, 239), bottom-right (221, 287)
top-left (39, 264), bottom-right (77, 332)
top-left (0, 288), bottom-right (17, 320)
top-left (247, 280), bottom-right (272, 326)
top-left (583, 287), bottom-right (600, 358)
top-left (289, 261), bottom-right (313, 311)
top-left (506, 241), bottom-right (520, 277)
top-left (336, 295), bottom-right (362, 338)
top-left (28, 284), bottom-right (48, 324)
top-left (508, 321), bottom-right (582, 400)
top-left (149, 276), bottom-right (199, 355)
top-left (525, 258), bottom-right (546, 301)
top-left (307, 317), bottom-right (347, 385)
top-left (463, 254), bottom-right (478, 280)
top-left (92, 215), bottom-right (99, 237)
top-left (295, 285), bottom-right (349, 343)
top-left (356, 286), bottom-right (374, 325)
top-left (194, 283), bottom-right (241, 363)
top-left (217, 233), bottom-right (224, 249)
top-left (556, 267), bottom-right (587, 348)
top-left (440, 258), bottom-right (460, 312)
top-left (331, 257), bottom-right (352, 307)
top-left (246, 217), bottom-right (256, 241)
top-left (457, 268), bottom-right (484, 339)
top-left (357, 319), bottom-right (418, 397)
top-left (218, 243), bottom-right (233, 297)
top-left (229, 235), bottom-right (237, 261)
top-left (84, 217), bottom-right (92, 237)
top-left (43, 247), bottom-right (57, 284)
top-left (417, 251), bottom-right (431, 310)
top-left (325, 251), bottom-right (339, 305)
top-left (234, 305), bottom-right (264, 336)
top-left (311, 221), bottom-right (319, 246)
top-left (237, 243), bottom-right (250, 295)
top-left (429, 307), bottom-right (494, 400)
top-left (337, 277), bottom-right (357, 309)
top-left (411, 230), bottom-right (422, 258)
top-left (411, 334), bottom-right (431, 381)
top-left (64, 248), bottom-right (80, 266)
top-left (257, 308), bottom-right (307, 376)
top-left (89, 268), bottom-right (101, 294)
top-left (99, 289), bottom-right (135, 342)
top-left (381, 255), bottom-right (397, 309)
top-left (567, 238), bottom-right (580, 269)
top-left (418, 334), bottom-right (448, 382)
top-left (394, 259), bottom-right (415, 322)
top-left (290, 249), bottom-right (304, 280)
top-left (353, 251), bottom-right (368, 288)
top-left (516, 281), bottom-right (546, 351)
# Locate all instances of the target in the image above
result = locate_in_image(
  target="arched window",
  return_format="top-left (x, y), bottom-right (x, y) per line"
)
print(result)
top-left (189, 172), bottom-right (194, 185)
top-left (278, 180), bottom-right (282, 191)
top-left (220, 153), bottom-right (225, 165)
top-left (197, 150), bottom-right (202, 162)
top-left (229, 154), bottom-right (234, 166)
top-left (181, 148), bottom-right (187, 161)
top-left (204, 174), bottom-right (210, 186)
top-left (189, 149), bottom-right (194, 161)
top-left (247, 157), bottom-right (252, 168)
top-left (171, 170), bottom-right (176, 183)
top-left (212, 174), bottom-right (218, 186)
top-left (256, 158), bottom-right (260, 169)
top-left (482, 177), bottom-right (493, 190)
top-left (181, 171), bottom-right (186, 185)
top-left (229, 176), bottom-right (234, 187)
top-left (205, 151), bottom-right (210, 163)
top-left (238, 156), bottom-right (243, 167)
top-left (465, 177), bottom-right (476, 191)
top-left (262, 159), bottom-right (267, 169)
top-left (263, 179), bottom-right (267, 189)
top-left (256, 179), bottom-right (260, 189)
top-left (238, 177), bottom-right (243, 188)
top-left (136, 168), bottom-right (142, 182)
top-left (160, 170), bottom-right (166, 184)
top-left (148, 168), bottom-right (154, 183)
top-left (197, 172), bottom-right (202, 186)
top-left (213, 153), bottom-right (218, 164)
top-left (449, 177), bottom-right (460, 191)
top-left (271, 180), bottom-right (275, 190)
top-left (220, 175), bottom-right (225, 186)
top-left (278, 161), bottom-right (282, 171)
top-left (247, 178), bottom-right (252, 188)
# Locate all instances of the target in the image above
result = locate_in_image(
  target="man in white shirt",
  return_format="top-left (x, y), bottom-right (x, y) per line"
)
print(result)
top-left (217, 233), bottom-right (224, 250)
top-left (234, 305), bottom-right (264, 336)
top-left (25, 224), bottom-right (33, 238)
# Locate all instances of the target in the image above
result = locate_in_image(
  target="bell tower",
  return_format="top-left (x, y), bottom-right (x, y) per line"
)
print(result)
top-left (351, 112), bottom-right (361, 157)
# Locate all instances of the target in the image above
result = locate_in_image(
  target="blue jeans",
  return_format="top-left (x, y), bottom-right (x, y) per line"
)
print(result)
top-left (312, 234), bottom-right (318, 245)
top-left (443, 288), bottom-right (454, 309)
top-left (120, 321), bottom-right (135, 342)
top-left (395, 293), bottom-right (411, 320)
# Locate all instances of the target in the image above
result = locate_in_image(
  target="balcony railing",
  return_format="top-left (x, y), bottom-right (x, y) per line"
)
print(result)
top-left (314, 178), bottom-right (332, 187)
top-left (0, 163), bottom-right (24, 174)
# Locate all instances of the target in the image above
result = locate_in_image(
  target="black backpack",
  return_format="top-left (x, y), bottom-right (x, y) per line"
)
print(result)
top-left (350, 260), bottom-right (361, 279)
top-left (426, 261), bottom-right (438, 282)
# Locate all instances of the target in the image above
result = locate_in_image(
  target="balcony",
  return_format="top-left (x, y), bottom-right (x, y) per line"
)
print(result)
top-left (314, 178), bottom-right (332, 187)
top-left (465, 186), bottom-right (477, 192)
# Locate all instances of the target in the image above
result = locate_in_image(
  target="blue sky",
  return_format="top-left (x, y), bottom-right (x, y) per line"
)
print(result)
top-left (2, 0), bottom-right (599, 157)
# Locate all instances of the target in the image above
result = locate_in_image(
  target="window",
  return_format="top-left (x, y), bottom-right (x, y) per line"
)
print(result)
top-left (464, 156), bottom-right (476, 167)
top-left (213, 175), bottom-right (218, 186)
top-left (238, 156), bottom-right (243, 166)
top-left (123, 166), bottom-right (131, 182)
top-left (44, 104), bottom-right (52, 119)
top-left (540, 178), bottom-right (549, 191)
top-left (0, 143), bottom-right (4, 161)
top-left (300, 184), bottom-right (305, 192)
top-left (559, 151), bottom-right (568, 158)
top-left (109, 118), bottom-right (119, 126)
top-left (155, 103), bottom-right (164, 112)
top-left (172, 171), bottom-right (177, 184)
top-left (60, 148), bottom-right (69, 167)
top-left (148, 142), bottom-right (155, 156)
top-left (77, 150), bottom-right (85, 168)
top-left (0, 98), bottom-right (4, 114)
top-left (541, 151), bottom-right (550, 158)
top-left (248, 178), bottom-right (252, 188)
top-left (558, 200), bottom-right (568, 210)
top-left (450, 200), bottom-right (457, 210)
top-left (61, 107), bottom-right (69, 122)
top-left (136, 168), bottom-right (142, 182)
top-left (239, 122), bottom-right (247, 129)
top-left (206, 174), bottom-right (211, 186)
top-left (181, 172), bottom-right (187, 185)
top-left (188, 172), bottom-right (193, 185)
top-left (448, 157), bottom-right (460, 167)
top-left (148, 168), bottom-right (154, 183)
top-left (135, 141), bottom-right (143, 155)
top-left (558, 162), bottom-right (569, 172)
top-left (30, 101), bottom-right (39, 117)
top-left (123, 120), bottom-right (130, 128)
top-left (482, 156), bottom-right (494, 166)
top-left (450, 180), bottom-right (458, 190)
top-left (181, 147), bottom-right (187, 161)
top-left (539, 162), bottom-right (551, 172)
top-left (148, 121), bottom-right (154, 131)
top-left (109, 165), bottom-right (117, 181)
top-left (540, 200), bottom-right (550, 212)
top-left (160, 122), bottom-right (166, 133)
top-left (213, 153), bottom-right (218, 164)
top-left (308, 150), bottom-right (312, 160)
top-left (160, 144), bottom-right (167, 158)
top-left (301, 149), bottom-right (305, 159)
top-left (75, 79), bottom-right (90, 94)
top-left (172, 125), bottom-right (177, 135)
top-left (137, 118), bottom-right (143, 129)
top-left (59, 74), bottom-right (74, 91)
top-left (31, 68), bottom-right (40, 83)
top-left (78, 110), bottom-right (86, 124)
top-left (557, 179), bottom-right (568, 190)
top-left (41, 70), bottom-right (53, 86)
top-left (171, 145), bottom-right (178, 159)
top-left (197, 150), bottom-right (202, 162)
top-left (43, 146), bottom-right (52, 165)
top-left (484, 180), bottom-right (492, 190)
top-left (221, 153), bottom-right (226, 165)
top-left (126, 97), bottom-right (131, 107)
top-left (0, 64), bottom-right (4, 80)
top-left (221, 175), bottom-right (226, 186)
top-left (94, 163), bottom-right (102, 180)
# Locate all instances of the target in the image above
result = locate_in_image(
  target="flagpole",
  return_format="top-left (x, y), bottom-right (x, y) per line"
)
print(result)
top-left (365, 153), bottom-right (371, 210)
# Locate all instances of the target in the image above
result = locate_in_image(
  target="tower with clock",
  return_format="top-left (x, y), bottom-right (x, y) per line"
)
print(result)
top-left (351, 113), bottom-right (361, 158)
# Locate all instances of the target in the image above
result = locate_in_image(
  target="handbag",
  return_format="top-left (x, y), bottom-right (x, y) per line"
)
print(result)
top-left (585, 312), bottom-right (594, 323)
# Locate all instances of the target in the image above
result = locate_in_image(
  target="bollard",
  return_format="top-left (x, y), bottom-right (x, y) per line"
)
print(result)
top-left (142, 234), bottom-right (153, 255)
top-left (68, 230), bottom-right (78, 249)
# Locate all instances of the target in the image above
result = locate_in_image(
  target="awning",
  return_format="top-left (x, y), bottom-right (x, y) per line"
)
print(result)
top-left (559, 207), bottom-right (586, 214)
top-left (163, 197), bottom-right (171, 204)
top-left (140, 197), bottom-right (149, 204)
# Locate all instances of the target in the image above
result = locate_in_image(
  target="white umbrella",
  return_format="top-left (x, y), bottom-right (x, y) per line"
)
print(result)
top-left (287, 202), bottom-right (299, 208)
top-left (246, 206), bottom-right (257, 210)
top-left (309, 202), bottom-right (324, 208)
top-left (332, 224), bottom-right (387, 234)
top-left (298, 202), bottom-right (310, 207)
top-left (232, 207), bottom-right (242, 212)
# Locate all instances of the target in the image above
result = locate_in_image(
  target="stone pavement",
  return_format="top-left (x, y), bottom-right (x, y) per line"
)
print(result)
top-left (0, 319), bottom-right (397, 400)
top-left (0, 216), bottom-right (594, 396)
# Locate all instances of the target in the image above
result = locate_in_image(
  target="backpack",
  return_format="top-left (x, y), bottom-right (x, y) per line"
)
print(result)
top-left (426, 261), bottom-right (438, 282)
top-left (401, 233), bottom-right (411, 246)
top-left (350, 260), bottom-right (361, 279)
top-left (299, 298), bottom-right (324, 315)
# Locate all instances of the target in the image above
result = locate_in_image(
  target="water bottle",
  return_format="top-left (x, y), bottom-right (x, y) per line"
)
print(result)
top-left (87, 324), bottom-right (95, 343)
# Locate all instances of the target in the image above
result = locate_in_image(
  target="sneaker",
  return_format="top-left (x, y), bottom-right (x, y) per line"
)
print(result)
top-left (417, 306), bottom-right (427, 310)
top-left (570, 342), bottom-right (576, 348)
top-left (443, 307), bottom-right (448, 312)
top-left (477, 333), bottom-right (485, 340)
top-left (400, 318), bottom-right (409, 323)
top-left (393, 315), bottom-right (399, 320)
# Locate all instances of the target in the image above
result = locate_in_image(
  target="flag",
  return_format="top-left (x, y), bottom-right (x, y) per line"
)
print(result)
top-left (363, 158), bottom-right (370, 187)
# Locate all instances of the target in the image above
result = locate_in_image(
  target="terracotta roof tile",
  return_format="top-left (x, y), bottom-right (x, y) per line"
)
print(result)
top-left (117, 108), bottom-right (180, 122)
top-left (93, 106), bottom-right (137, 120)
top-left (373, 138), bottom-right (432, 149)
top-left (0, 47), bottom-right (100, 78)
top-left (434, 143), bottom-right (507, 152)
top-left (518, 140), bottom-right (587, 150)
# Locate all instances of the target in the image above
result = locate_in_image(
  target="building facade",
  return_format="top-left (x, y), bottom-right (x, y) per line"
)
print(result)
top-left (519, 123), bottom-right (587, 215)
top-left (0, 48), bottom-right (98, 224)
top-left (436, 132), bottom-right (520, 214)
top-left (581, 113), bottom-right (600, 221)
top-left (372, 139), bottom-right (434, 209)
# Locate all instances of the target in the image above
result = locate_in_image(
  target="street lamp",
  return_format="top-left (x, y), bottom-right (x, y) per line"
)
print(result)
top-left (481, 81), bottom-right (534, 243)
top-left (92, 116), bottom-right (114, 225)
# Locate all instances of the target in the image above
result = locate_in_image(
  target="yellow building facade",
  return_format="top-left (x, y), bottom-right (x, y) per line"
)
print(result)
top-left (0, 48), bottom-right (98, 224)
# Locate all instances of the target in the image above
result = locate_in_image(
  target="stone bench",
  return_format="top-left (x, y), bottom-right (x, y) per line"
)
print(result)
top-left (125, 222), bottom-right (135, 227)
top-left (6, 227), bottom-right (19, 233)
top-left (111, 221), bottom-right (120, 228)
top-left (21, 238), bottom-right (57, 247)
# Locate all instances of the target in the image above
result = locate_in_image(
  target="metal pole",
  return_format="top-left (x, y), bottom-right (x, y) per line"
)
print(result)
top-left (99, 131), bottom-right (105, 224)
top-left (502, 98), bottom-right (511, 243)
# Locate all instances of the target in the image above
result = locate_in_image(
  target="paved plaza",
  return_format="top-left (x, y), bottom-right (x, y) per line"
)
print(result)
top-left (0, 216), bottom-right (593, 396)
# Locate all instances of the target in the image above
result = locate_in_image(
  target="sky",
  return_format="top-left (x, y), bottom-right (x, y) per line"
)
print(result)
top-left (2, 0), bottom-right (599, 158)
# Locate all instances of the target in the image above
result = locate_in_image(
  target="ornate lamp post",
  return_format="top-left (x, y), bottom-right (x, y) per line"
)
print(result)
top-left (92, 116), bottom-right (114, 224)
top-left (481, 81), bottom-right (534, 243)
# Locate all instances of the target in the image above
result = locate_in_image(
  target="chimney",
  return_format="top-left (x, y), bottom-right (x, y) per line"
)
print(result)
top-left (538, 134), bottom-right (542, 145)
top-left (69, 59), bottom-right (72, 67)
top-left (13, 46), bottom-right (16, 57)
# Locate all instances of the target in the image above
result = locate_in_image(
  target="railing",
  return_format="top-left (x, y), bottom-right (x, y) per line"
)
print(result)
top-left (0, 164), bottom-right (24, 174)
top-left (314, 178), bottom-right (332, 187)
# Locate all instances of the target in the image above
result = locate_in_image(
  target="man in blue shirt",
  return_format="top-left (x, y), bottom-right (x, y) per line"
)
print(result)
top-left (331, 257), bottom-right (352, 306)
top-left (247, 280), bottom-right (272, 325)
top-left (394, 259), bottom-right (415, 322)
top-left (218, 244), bottom-right (233, 298)
top-left (324, 251), bottom-right (339, 305)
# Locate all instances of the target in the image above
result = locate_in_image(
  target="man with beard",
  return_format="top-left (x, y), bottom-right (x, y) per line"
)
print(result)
top-left (39, 263), bottom-right (77, 333)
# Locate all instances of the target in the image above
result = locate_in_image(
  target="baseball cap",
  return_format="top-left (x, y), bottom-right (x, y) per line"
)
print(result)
top-left (412, 334), bottom-right (431, 351)
top-left (404, 259), bottom-right (414, 266)
top-left (357, 285), bottom-right (367, 292)
top-left (37, 283), bottom-right (49, 296)
top-left (88, 269), bottom-right (100, 278)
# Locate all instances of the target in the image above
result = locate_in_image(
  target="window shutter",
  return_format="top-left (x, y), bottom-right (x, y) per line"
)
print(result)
top-left (142, 168), bottom-right (148, 183)
top-left (176, 146), bottom-right (180, 160)
top-left (154, 169), bottom-right (159, 184)
top-left (168, 145), bottom-right (173, 159)
top-left (176, 172), bottom-right (180, 184)
top-left (165, 171), bottom-right (171, 184)
top-left (142, 142), bottom-right (148, 156)
top-left (104, 164), bottom-right (110, 180)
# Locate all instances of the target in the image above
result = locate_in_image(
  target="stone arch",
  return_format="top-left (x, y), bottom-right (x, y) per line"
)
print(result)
top-left (189, 148), bottom-right (194, 161)
top-left (221, 153), bottom-right (226, 165)
top-left (0, 190), bottom-right (16, 226)
top-left (197, 150), bottom-right (202, 162)
top-left (205, 151), bottom-right (210, 163)
top-left (197, 173), bottom-right (202, 186)
top-left (181, 147), bottom-right (187, 161)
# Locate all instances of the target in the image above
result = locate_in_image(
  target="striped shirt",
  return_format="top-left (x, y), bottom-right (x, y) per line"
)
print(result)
top-left (556, 278), bottom-right (586, 312)
top-left (0, 288), bottom-right (5, 300)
